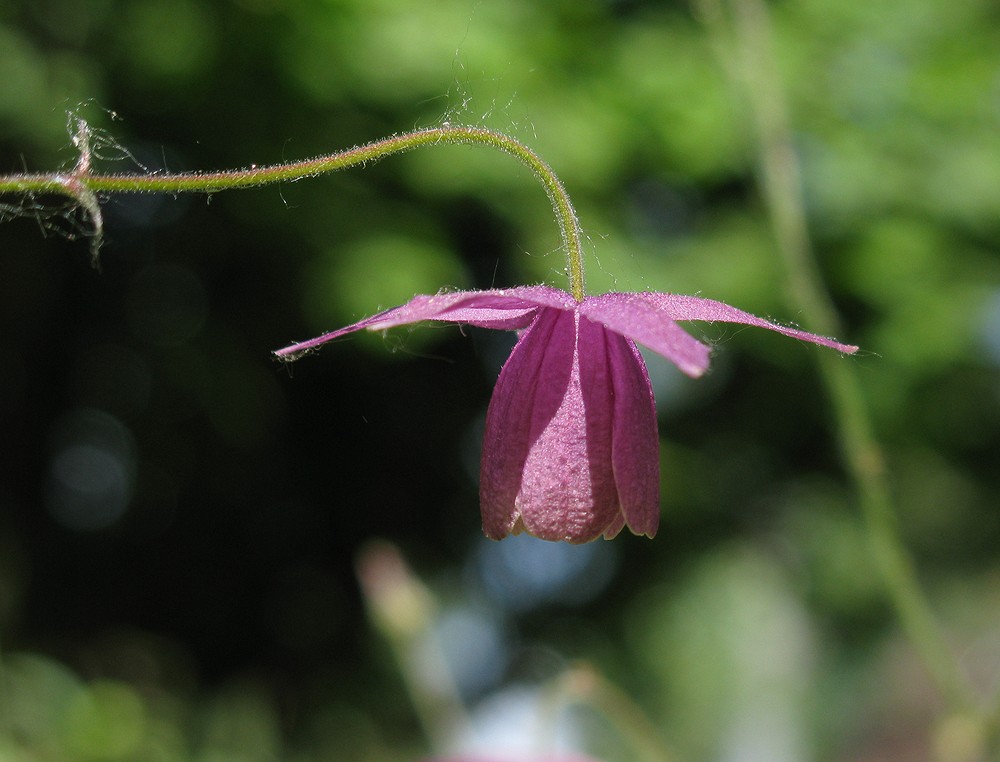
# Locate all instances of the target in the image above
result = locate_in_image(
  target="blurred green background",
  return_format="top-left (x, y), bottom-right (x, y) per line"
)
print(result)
top-left (2, 0), bottom-right (1000, 759)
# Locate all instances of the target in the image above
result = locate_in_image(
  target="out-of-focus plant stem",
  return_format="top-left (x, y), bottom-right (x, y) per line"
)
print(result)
top-left (695, 0), bottom-right (982, 728)
top-left (355, 540), bottom-right (467, 752)
top-left (542, 664), bottom-right (679, 762)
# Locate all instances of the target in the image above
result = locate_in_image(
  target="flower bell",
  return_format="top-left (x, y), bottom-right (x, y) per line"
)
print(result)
top-left (276, 286), bottom-right (857, 543)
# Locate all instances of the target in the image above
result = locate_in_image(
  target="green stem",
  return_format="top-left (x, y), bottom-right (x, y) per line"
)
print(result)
top-left (542, 664), bottom-right (679, 762)
top-left (698, 0), bottom-right (978, 714)
top-left (355, 541), bottom-right (469, 751)
top-left (0, 123), bottom-right (587, 300)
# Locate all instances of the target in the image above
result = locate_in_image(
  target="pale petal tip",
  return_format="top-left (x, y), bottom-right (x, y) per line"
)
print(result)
top-left (678, 359), bottom-right (709, 378)
top-left (481, 513), bottom-right (524, 542)
top-left (622, 517), bottom-right (658, 540)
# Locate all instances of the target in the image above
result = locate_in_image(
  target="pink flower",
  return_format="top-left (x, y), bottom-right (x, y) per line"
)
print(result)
top-left (276, 286), bottom-right (856, 543)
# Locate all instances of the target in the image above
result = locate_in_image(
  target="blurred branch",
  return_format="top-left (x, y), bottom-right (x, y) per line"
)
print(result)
top-left (544, 663), bottom-right (679, 762)
top-left (693, 0), bottom-right (982, 726)
top-left (356, 540), bottom-right (468, 752)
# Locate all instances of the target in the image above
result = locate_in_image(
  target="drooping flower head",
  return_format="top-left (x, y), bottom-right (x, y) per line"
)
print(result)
top-left (276, 286), bottom-right (857, 543)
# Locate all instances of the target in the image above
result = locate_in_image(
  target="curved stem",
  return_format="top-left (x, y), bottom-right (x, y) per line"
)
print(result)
top-left (0, 125), bottom-right (587, 300)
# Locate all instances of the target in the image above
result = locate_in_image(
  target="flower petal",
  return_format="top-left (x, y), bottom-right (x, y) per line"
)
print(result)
top-left (274, 286), bottom-right (575, 359)
top-left (378, 286), bottom-right (574, 331)
top-left (479, 309), bottom-right (564, 540)
top-left (480, 309), bottom-right (621, 543)
top-left (518, 312), bottom-right (620, 542)
top-left (630, 293), bottom-right (860, 354)
top-left (606, 332), bottom-right (660, 538)
top-left (579, 293), bottom-right (712, 377)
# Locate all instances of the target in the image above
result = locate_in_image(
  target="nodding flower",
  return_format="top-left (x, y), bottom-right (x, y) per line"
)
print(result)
top-left (276, 286), bottom-right (856, 543)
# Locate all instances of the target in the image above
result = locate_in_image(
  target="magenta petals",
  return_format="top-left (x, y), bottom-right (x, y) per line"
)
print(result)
top-left (274, 286), bottom-right (575, 359)
top-left (605, 334), bottom-right (660, 538)
top-left (629, 292), bottom-right (859, 356)
top-left (276, 286), bottom-right (857, 543)
top-left (481, 310), bottom-right (625, 543)
top-left (580, 293), bottom-right (711, 378)
top-left (478, 309), bottom-right (562, 541)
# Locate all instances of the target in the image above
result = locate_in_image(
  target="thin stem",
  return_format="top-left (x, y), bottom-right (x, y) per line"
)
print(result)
top-left (0, 124), bottom-right (587, 300)
top-left (697, 0), bottom-right (979, 715)
top-left (355, 540), bottom-right (469, 751)
top-left (542, 664), bottom-right (679, 762)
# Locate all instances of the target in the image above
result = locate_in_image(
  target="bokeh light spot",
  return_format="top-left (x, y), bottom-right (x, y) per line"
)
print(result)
top-left (473, 533), bottom-right (616, 612)
top-left (435, 604), bottom-right (509, 698)
top-left (46, 409), bottom-right (136, 532)
top-left (126, 263), bottom-right (207, 346)
top-left (978, 290), bottom-right (1000, 367)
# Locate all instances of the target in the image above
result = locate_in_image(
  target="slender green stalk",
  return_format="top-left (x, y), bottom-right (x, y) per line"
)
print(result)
top-left (0, 122), bottom-right (587, 300)
top-left (696, 0), bottom-right (978, 715)
top-left (541, 664), bottom-right (679, 762)
top-left (355, 540), bottom-right (469, 751)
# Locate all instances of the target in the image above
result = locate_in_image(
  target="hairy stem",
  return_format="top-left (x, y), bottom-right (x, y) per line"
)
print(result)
top-left (0, 124), bottom-right (587, 300)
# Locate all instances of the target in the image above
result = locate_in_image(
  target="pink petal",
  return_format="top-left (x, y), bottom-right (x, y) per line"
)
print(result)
top-left (480, 310), bottom-right (621, 543)
top-left (601, 512), bottom-right (626, 541)
top-left (274, 286), bottom-right (575, 359)
top-left (579, 293), bottom-right (712, 377)
top-left (480, 311), bottom-right (559, 540)
top-left (376, 285), bottom-right (573, 330)
top-left (519, 312), bottom-right (620, 542)
top-left (606, 333), bottom-right (660, 538)
top-left (632, 293), bottom-right (859, 354)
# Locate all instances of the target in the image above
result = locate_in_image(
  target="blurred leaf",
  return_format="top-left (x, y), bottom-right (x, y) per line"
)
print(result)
top-left (62, 680), bottom-right (146, 760)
